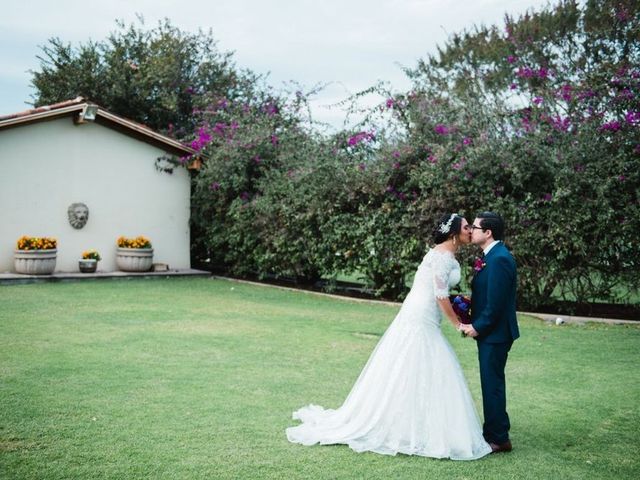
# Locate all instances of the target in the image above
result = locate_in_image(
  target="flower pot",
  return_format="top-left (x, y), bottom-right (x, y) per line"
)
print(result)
top-left (116, 247), bottom-right (154, 272)
top-left (14, 249), bottom-right (57, 275)
top-left (79, 259), bottom-right (98, 273)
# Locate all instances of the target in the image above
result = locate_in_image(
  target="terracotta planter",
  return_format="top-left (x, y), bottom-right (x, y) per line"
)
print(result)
top-left (79, 259), bottom-right (98, 273)
top-left (116, 248), bottom-right (154, 272)
top-left (14, 249), bottom-right (57, 275)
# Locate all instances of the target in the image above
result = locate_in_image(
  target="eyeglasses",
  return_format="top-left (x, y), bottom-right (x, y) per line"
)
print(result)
top-left (469, 225), bottom-right (485, 231)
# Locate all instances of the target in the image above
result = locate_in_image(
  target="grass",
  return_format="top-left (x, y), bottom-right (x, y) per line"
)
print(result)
top-left (1, 277), bottom-right (639, 479)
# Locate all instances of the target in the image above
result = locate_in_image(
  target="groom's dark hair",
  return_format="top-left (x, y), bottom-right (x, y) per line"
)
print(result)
top-left (477, 212), bottom-right (505, 240)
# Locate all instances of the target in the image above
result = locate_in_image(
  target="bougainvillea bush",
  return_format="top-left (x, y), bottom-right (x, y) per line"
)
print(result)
top-left (184, 0), bottom-right (638, 307)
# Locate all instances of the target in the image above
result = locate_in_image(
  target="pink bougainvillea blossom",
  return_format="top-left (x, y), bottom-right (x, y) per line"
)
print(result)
top-left (600, 120), bottom-right (622, 132)
top-left (347, 131), bottom-right (375, 146)
top-left (434, 124), bottom-right (450, 135)
top-left (625, 111), bottom-right (640, 125)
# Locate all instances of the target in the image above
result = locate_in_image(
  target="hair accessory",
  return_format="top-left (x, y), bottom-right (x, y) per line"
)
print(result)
top-left (438, 213), bottom-right (457, 234)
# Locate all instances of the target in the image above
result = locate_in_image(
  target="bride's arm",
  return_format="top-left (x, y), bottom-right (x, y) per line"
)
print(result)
top-left (436, 297), bottom-right (462, 330)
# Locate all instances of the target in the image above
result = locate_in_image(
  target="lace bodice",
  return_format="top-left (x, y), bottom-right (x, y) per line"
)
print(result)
top-left (401, 248), bottom-right (461, 327)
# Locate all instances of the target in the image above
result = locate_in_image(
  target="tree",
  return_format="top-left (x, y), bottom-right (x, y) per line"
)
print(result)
top-left (31, 17), bottom-right (255, 134)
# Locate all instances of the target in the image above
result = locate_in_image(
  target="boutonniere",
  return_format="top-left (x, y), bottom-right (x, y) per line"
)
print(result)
top-left (473, 257), bottom-right (486, 273)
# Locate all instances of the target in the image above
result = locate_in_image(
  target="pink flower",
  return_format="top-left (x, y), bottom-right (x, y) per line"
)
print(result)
top-left (386, 98), bottom-right (395, 109)
top-left (347, 131), bottom-right (375, 146)
top-left (434, 124), bottom-right (450, 135)
top-left (600, 121), bottom-right (622, 132)
top-left (625, 111), bottom-right (640, 125)
top-left (473, 257), bottom-right (486, 272)
top-left (507, 55), bottom-right (517, 64)
top-left (533, 96), bottom-right (543, 105)
top-left (558, 84), bottom-right (572, 102)
top-left (550, 115), bottom-right (570, 132)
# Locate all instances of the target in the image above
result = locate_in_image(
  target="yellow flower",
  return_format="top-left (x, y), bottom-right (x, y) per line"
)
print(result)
top-left (117, 235), bottom-right (152, 249)
top-left (16, 236), bottom-right (57, 250)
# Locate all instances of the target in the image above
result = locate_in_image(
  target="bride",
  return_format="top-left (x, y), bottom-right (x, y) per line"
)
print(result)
top-left (286, 213), bottom-right (492, 460)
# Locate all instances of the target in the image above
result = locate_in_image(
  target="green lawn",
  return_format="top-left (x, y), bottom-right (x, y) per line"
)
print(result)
top-left (1, 278), bottom-right (639, 479)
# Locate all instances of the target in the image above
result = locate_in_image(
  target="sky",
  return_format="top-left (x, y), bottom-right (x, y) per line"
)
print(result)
top-left (0, 0), bottom-right (552, 129)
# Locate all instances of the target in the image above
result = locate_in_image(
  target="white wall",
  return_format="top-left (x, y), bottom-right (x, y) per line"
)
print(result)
top-left (0, 116), bottom-right (191, 272)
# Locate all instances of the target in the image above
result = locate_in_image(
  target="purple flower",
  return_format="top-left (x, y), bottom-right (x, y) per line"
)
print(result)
top-left (558, 84), bottom-right (572, 102)
top-left (538, 67), bottom-right (549, 79)
top-left (264, 103), bottom-right (279, 116)
top-left (392, 150), bottom-right (401, 158)
top-left (550, 115), bottom-right (571, 132)
top-left (574, 164), bottom-right (585, 173)
top-left (386, 98), bottom-right (395, 109)
top-left (616, 7), bottom-right (630, 22)
top-left (634, 144), bottom-right (640, 155)
top-left (618, 175), bottom-right (626, 182)
top-left (210, 182), bottom-right (221, 191)
top-left (253, 155), bottom-right (262, 164)
top-left (347, 131), bottom-right (375, 146)
top-left (516, 67), bottom-right (534, 78)
top-left (462, 137), bottom-right (473, 145)
top-left (507, 55), bottom-right (517, 64)
top-left (358, 163), bottom-right (366, 171)
top-left (185, 86), bottom-right (195, 94)
top-left (271, 134), bottom-right (279, 145)
top-left (510, 83), bottom-right (517, 90)
top-left (428, 155), bottom-right (438, 164)
top-left (392, 161), bottom-right (400, 169)
top-left (625, 111), bottom-right (640, 125)
top-left (198, 127), bottom-right (212, 144)
top-left (452, 158), bottom-right (466, 170)
top-left (217, 99), bottom-right (228, 110)
top-left (240, 191), bottom-right (250, 201)
top-left (600, 120), bottom-right (622, 132)
top-left (213, 123), bottom-right (226, 136)
top-left (533, 96), bottom-right (543, 105)
top-left (434, 124), bottom-right (450, 135)
top-left (542, 193), bottom-right (552, 202)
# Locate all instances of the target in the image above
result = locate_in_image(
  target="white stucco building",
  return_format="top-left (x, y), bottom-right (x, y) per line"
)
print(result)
top-left (0, 97), bottom-right (195, 273)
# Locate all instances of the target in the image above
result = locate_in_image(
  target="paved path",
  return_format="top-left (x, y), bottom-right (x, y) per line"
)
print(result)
top-left (0, 268), bottom-right (209, 285)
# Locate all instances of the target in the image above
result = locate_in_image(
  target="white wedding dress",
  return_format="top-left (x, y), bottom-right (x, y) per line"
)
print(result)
top-left (286, 249), bottom-right (492, 460)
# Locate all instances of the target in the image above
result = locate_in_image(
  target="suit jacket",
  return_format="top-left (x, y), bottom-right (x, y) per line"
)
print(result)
top-left (471, 241), bottom-right (520, 343)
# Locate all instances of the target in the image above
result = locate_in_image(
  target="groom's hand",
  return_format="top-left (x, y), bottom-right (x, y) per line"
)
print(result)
top-left (462, 324), bottom-right (479, 338)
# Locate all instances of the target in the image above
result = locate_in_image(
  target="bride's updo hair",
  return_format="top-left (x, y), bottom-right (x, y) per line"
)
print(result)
top-left (433, 213), bottom-right (463, 244)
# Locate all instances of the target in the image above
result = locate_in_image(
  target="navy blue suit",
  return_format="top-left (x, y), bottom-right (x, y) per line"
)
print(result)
top-left (471, 241), bottom-right (519, 445)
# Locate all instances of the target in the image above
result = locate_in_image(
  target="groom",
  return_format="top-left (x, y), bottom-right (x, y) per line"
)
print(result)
top-left (461, 212), bottom-right (519, 454)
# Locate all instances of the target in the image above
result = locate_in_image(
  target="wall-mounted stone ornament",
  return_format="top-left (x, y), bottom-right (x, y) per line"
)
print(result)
top-left (68, 202), bottom-right (89, 229)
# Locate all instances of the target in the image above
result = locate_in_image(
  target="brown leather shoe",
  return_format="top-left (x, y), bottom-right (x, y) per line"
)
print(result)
top-left (489, 440), bottom-right (513, 453)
